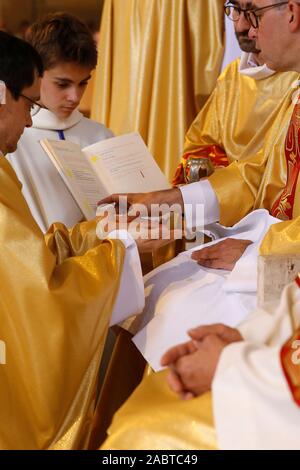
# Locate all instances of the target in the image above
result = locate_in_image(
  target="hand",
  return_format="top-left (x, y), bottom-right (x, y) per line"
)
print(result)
top-left (96, 211), bottom-right (180, 254)
top-left (134, 230), bottom-right (179, 254)
top-left (191, 238), bottom-right (252, 271)
top-left (161, 324), bottom-right (243, 368)
top-left (188, 323), bottom-right (243, 343)
top-left (98, 188), bottom-right (184, 217)
top-left (166, 335), bottom-right (228, 398)
top-left (162, 324), bottom-right (243, 366)
top-left (161, 324), bottom-right (243, 399)
top-left (161, 339), bottom-right (199, 400)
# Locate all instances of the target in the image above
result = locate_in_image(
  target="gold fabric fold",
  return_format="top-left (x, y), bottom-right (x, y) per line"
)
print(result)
top-left (173, 62), bottom-right (297, 185)
top-left (183, 62), bottom-right (297, 164)
top-left (0, 156), bottom-right (125, 449)
top-left (92, 0), bottom-right (225, 181)
top-left (259, 217), bottom-right (300, 255)
top-left (101, 371), bottom-right (217, 450)
top-left (209, 83), bottom-right (297, 226)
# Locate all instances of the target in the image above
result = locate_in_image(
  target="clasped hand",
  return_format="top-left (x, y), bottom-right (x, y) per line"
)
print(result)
top-left (161, 324), bottom-right (243, 400)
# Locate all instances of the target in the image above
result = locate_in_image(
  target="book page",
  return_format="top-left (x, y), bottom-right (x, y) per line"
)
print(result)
top-left (83, 133), bottom-right (171, 193)
top-left (40, 139), bottom-right (110, 219)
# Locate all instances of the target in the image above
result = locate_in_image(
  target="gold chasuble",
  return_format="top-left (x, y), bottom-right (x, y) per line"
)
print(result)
top-left (209, 82), bottom-right (300, 226)
top-left (173, 60), bottom-right (297, 184)
top-left (260, 216), bottom-right (300, 255)
top-left (101, 371), bottom-right (217, 450)
top-left (0, 156), bottom-right (125, 449)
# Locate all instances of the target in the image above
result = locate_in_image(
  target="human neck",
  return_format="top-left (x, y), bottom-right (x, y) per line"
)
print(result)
top-left (251, 53), bottom-right (264, 66)
top-left (292, 56), bottom-right (300, 73)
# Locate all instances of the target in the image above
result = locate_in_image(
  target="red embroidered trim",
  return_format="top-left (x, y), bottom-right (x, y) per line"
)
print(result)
top-left (280, 331), bottom-right (300, 407)
top-left (271, 103), bottom-right (300, 220)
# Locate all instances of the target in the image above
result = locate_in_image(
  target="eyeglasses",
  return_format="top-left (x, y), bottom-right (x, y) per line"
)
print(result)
top-left (246, 2), bottom-right (288, 29)
top-left (18, 93), bottom-right (48, 116)
top-left (224, 3), bottom-right (251, 22)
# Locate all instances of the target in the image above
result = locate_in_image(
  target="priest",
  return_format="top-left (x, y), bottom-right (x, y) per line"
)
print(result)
top-left (0, 31), bottom-right (148, 450)
top-left (173, 0), bottom-right (297, 185)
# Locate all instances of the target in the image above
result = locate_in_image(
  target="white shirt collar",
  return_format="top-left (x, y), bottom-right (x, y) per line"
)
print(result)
top-left (32, 108), bottom-right (83, 131)
top-left (239, 52), bottom-right (276, 80)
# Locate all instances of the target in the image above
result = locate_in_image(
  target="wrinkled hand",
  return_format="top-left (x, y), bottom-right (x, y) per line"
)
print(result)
top-left (166, 335), bottom-right (227, 398)
top-left (191, 238), bottom-right (253, 271)
top-left (188, 324), bottom-right (243, 344)
top-left (96, 211), bottom-right (180, 254)
top-left (161, 324), bottom-right (243, 399)
top-left (98, 187), bottom-right (183, 217)
top-left (97, 189), bottom-right (185, 246)
top-left (135, 229), bottom-right (179, 254)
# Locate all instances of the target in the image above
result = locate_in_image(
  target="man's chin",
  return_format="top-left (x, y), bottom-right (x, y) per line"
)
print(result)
top-left (12, 141), bottom-right (19, 152)
top-left (238, 40), bottom-right (259, 55)
top-left (5, 143), bottom-right (18, 154)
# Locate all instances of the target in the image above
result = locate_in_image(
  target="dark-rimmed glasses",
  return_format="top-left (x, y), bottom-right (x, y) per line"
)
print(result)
top-left (224, 3), bottom-right (251, 22)
top-left (246, 2), bottom-right (288, 29)
top-left (224, 2), bottom-right (289, 29)
top-left (18, 93), bottom-right (48, 116)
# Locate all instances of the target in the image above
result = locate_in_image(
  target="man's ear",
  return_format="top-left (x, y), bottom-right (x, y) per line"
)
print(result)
top-left (0, 81), bottom-right (6, 105)
top-left (288, 2), bottom-right (300, 31)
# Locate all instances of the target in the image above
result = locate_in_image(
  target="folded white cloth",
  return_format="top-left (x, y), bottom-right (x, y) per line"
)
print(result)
top-left (132, 210), bottom-right (280, 371)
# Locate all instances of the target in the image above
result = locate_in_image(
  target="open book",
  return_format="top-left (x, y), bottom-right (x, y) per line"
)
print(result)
top-left (40, 132), bottom-right (171, 220)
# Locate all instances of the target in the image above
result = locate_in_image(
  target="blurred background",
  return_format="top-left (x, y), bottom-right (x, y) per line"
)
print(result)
top-left (0, 0), bottom-right (240, 180)
top-left (0, 0), bottom-right (104, 37)
top-left (0, 0), bottom-right (105, 117)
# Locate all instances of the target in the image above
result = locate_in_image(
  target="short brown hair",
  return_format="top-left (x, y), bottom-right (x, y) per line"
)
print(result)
top-left (26, 12), bottom-right (98, 70)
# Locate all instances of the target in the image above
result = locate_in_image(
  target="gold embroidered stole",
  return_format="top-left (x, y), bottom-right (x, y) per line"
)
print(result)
top-left (271, 100), bottom-right (300, 220)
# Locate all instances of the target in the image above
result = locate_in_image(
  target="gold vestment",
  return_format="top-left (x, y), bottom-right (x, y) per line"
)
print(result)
top-left (0, 156), bottom-right (125, 449)
top-left (174, 61), bottom-right (297, 184)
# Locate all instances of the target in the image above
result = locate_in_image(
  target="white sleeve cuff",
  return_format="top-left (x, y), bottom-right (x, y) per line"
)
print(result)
top-left (107, 230), bottom-right (145, 326)
top-left (179, 179), bottom-right (220, 229)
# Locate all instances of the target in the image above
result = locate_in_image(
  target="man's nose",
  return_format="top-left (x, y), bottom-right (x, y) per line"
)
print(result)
top-left (235, 12), bottom-right (251, 31)
top-left (248, 25), bottom-right (257, 40)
